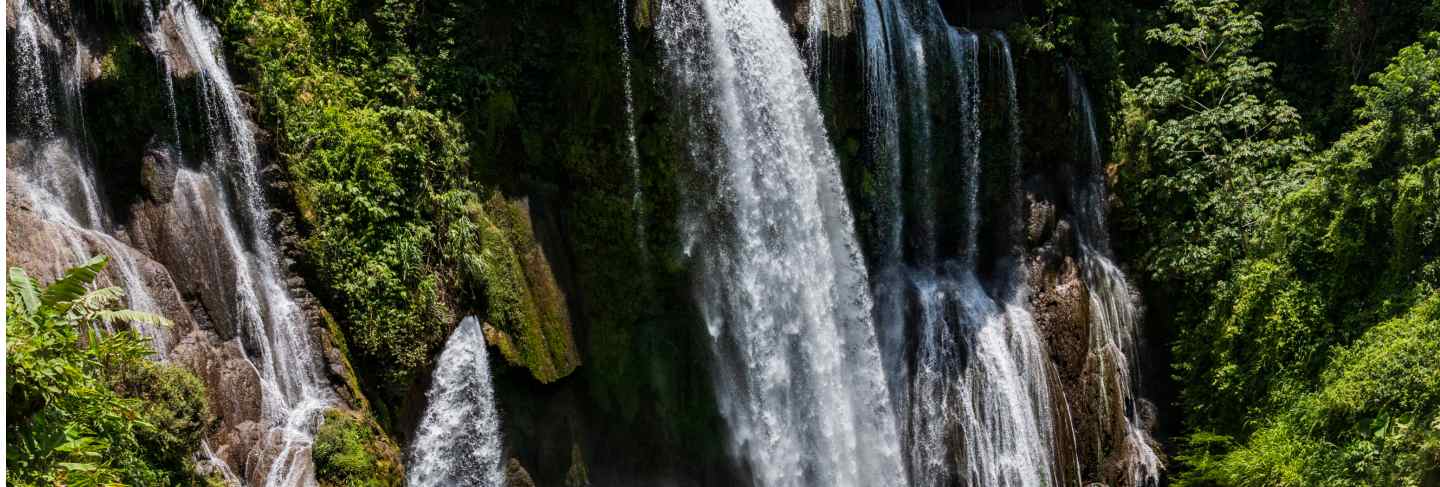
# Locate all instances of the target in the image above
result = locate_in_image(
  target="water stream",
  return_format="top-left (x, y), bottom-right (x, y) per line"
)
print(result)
top-left (408, 317), bottom-right (506, 487)
top-left (161, 2), bottom-right (335, 483)
top-left (1069, 66), bottom-right (1163, 487)
top-left (657, 0), bottom-right (907, 484)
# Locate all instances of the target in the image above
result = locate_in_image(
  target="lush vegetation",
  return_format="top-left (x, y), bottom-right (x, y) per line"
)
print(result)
top-left (215, 0), bottom-right (588, 399)
top-left (18, 0), bottom-right (1435, 484)
top-left (6, 256), bottom-right (216, 486)
top-left (212, 0), bottom-right (727, 482)
top-left (312, 408), bottom-right (405, 487)
top-left (1100, 0), bottom-right (1440, 483)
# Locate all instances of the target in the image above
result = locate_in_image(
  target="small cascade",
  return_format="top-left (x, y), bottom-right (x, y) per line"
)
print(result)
top-left (617, 0), bottom-right (645, 253)
top-left (408, 317), bottom-right (506, 487)
top-left (989, 31), bottom-right (1026, 252)
top-left (160, 1), bottom-right (336, 484)
top-left (12, 0), bottom-right (60, 136)
top-left (860, 0), bottom-right (911, 416)
top-left (656, 0), bottom-right (907, 484)
top-left (140, 0), bottom-right (185, 155)
top-left (802, 0), bottom-right (852, 79)
top-left (1068, 67), bottom-right (1163, 487)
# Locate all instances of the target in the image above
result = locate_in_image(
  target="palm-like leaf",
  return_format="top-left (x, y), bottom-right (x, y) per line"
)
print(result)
top-left (76, 287), bottom-right (127, 316)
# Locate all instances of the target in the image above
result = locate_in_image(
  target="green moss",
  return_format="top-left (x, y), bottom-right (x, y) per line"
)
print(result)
top-left (565, 443), bottom-right (591, 487)
top-left (106, 361), bottom-right (214, 474)
top-left (312, 409), bottom-right (404, 487)
top-left (475, 195), bottom-right (579, 383)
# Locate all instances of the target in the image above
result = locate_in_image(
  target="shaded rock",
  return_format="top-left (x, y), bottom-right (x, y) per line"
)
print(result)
top-left (1027, 196), bottom-right (1056, 246)
top-left (566, 442), bottom-right (592, 487)
top-left (507, 459), bottom-right (537, 487)
top-left (140, 140), bottom-right (179, 203)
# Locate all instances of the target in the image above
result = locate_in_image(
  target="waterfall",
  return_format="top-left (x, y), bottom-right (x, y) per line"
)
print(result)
top-left (1068, 67), bottom-right (1162, 487)
top-left (408, 317), bottom-right (506, 487)
top-left (851, 0), bottom-right (1071, 483)
top-left (907, 29), bottom-right (1063, 485)
top-left (12, 0), bottom-right (59, 137)
top-left (156, 1), bottom-right (335, 483)
top-left (989, 31), bottom-right (1025, 251)
top-left (7, 0), bottom-right (166, 345)
top-left (656, 0), bottom-right (907, 485)
top-left (860, 0), bottom-right (911, 418)
top-left (802, 0), bottom-right (852, 79)
top-left (617, 0), bottom-right (645, 253)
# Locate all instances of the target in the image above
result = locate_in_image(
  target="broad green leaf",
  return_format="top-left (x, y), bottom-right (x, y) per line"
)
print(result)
top-left (9, 266), bottom-right (40, 314)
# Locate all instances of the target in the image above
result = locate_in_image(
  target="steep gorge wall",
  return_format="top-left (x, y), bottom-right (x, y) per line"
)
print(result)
top-left (8, 0), bottom-right (1168, 484)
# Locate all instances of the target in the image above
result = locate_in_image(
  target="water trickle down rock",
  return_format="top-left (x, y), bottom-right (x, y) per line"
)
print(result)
top-left (157, 2), bottom-right (337, 484)
top-left (1068, 66), bottom-right (1163, 487)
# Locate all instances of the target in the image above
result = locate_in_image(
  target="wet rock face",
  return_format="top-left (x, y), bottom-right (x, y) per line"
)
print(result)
top-left (5, 177), bottom-right (267, 475)
top-left (127, 175), bottom-right (244, 340)
top-left (168, 315), bottom-right (266, 471)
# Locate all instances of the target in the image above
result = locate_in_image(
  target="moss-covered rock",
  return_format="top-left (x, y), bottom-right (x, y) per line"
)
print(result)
top-left (105, 360), bottom-right (214, 473)
top-left (477, 194), bottom-right (580, 384)
top-left (505, 458), bottom-right (537, 487)
top-left (312, 408), bottom-right (405, 487)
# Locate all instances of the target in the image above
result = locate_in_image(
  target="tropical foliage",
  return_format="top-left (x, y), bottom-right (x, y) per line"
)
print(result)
top-left (1110, 0), bottom-right (1440, 482)
top-left (6, 256), bottom-right (214, 486)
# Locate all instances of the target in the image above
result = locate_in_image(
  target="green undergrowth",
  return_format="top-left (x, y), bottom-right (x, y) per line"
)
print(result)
top-left (6, 257), bottom-right (218, 486)
top-left (313, 408), bottom-right (405, 487)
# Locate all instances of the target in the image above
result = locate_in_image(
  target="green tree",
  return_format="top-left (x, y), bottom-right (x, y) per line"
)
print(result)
top-left (1159, 31), bottom-right (1440, 487)
top-left (1116, 0), bottom-right (1312, 287)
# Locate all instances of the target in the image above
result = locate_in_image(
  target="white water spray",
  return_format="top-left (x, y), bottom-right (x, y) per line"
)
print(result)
top-left (657, 0), bottom-right (908, 484)
top-left (408, 317), bottom-right (506, 487)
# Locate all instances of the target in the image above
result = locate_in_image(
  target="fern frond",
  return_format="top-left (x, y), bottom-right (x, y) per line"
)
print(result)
top-left (93, 310), bottom-right (174, 329)
top-left (41, 255), bottom-right (110, 309)
top-left (78, 287), bottom-right (127, 313)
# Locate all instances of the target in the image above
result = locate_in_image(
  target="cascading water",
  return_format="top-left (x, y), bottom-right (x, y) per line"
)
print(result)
top-left (159, 2), bottom-right (336, 484)
top-left (7, 0), bottom-right (166, 344)
top-left (802, 0), bottom-right (851, 79)
top-left (851, 1), bottom-right (1072, 483)
top-left (989, 31), bottom-right (1025, 250)
top-left (1068, 67), bottom-right (1162, 487)
top-left (617, 0), bottom-right (645, 253)
top-left (408, 317), bottom-right (506, 487)
top-left (656, 0), bottom-right (907, 485)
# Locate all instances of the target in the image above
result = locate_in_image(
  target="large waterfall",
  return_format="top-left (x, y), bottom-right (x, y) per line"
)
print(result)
top-left (656, 0), bottom-right (907, 485)
top-left (408, 317), bottom-right (506, 487)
